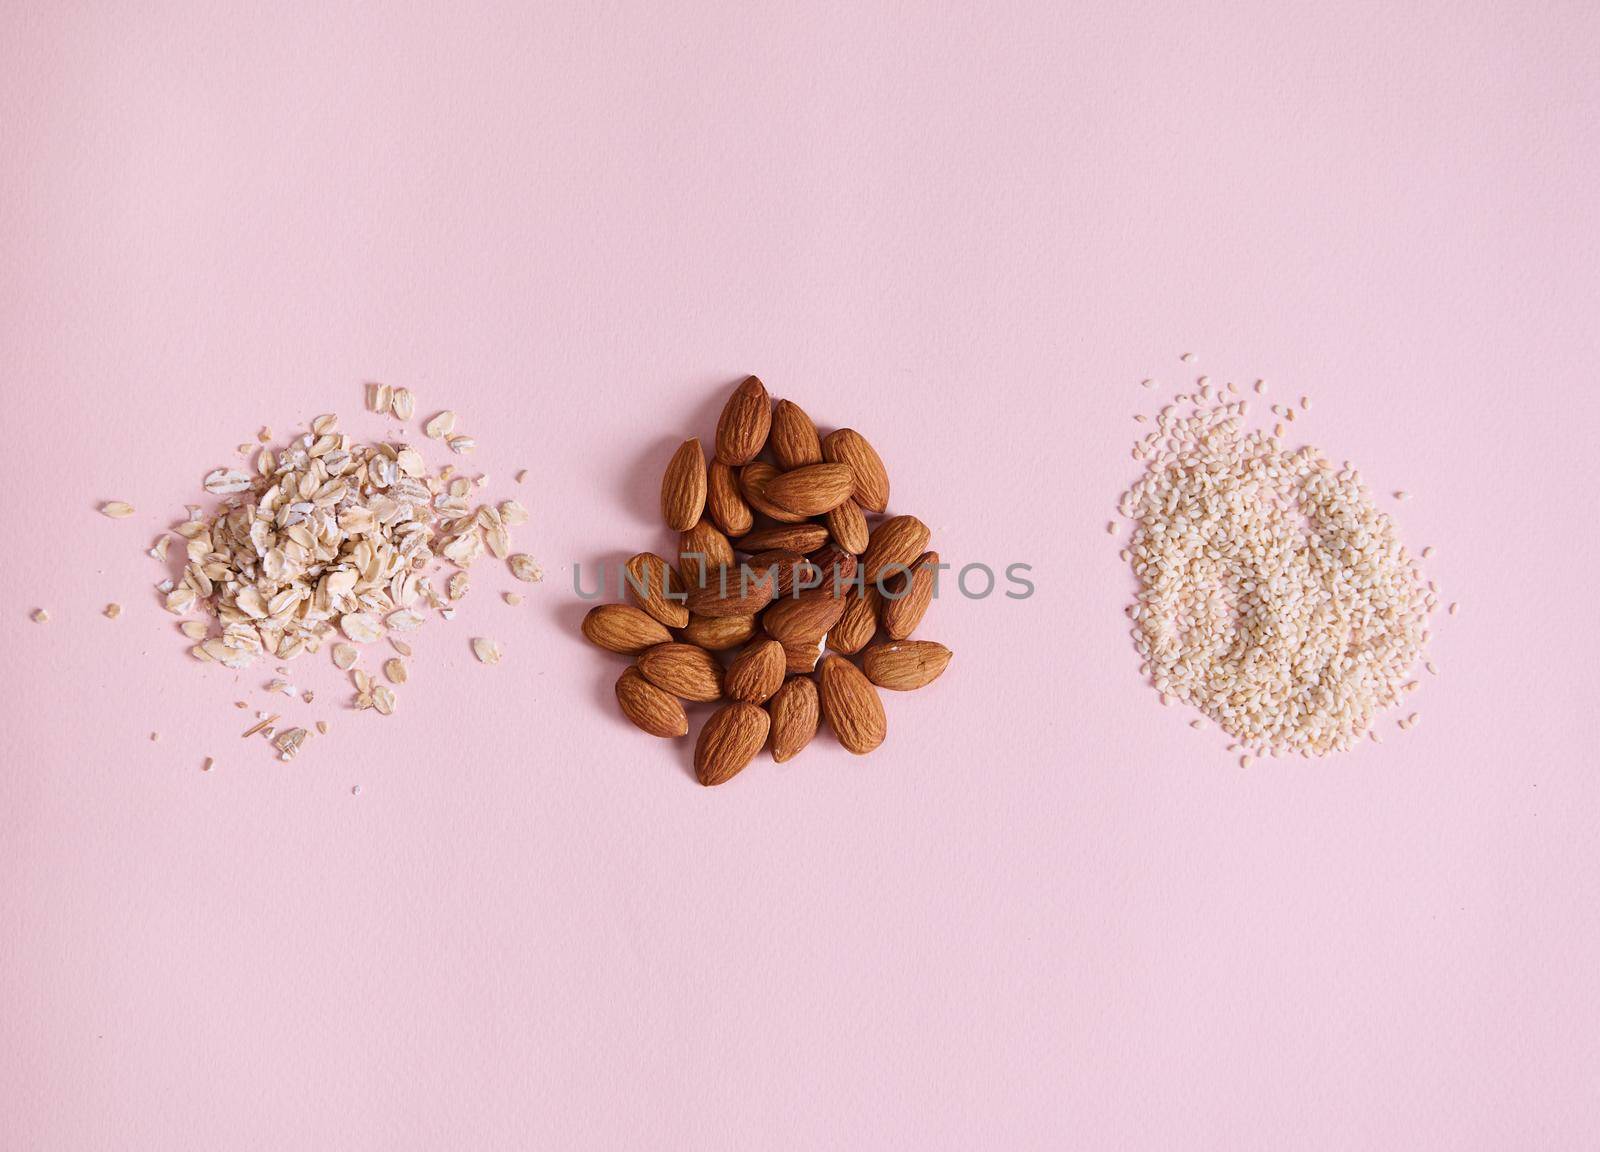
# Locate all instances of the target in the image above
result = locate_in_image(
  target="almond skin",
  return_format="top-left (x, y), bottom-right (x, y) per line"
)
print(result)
top-left (660, 437), bottom-right (707, 531)
top-left (818, 655), bottom-right (886, 754)
top-left (827, 586), bottom-right (882, 655)
top-left (637, 642), bottom-right (723, 702)
top-left (740, 461), bottom-right (811, 524)
top-left (768, 676), bottom-right (819, 762)
top-left (882, 549), bottom-right (939, 639)
top-left (685, 565), bottom-right (778, 618)
top-left (724, 639), bottom-right (786, 704)
top-left (707, 460), bottom-right (754, 537)
top-left (714, 375), bottom-right (771, 465)
top-left (582, 604), bottom-right (674, 654)
top-left (775, 632), bottom-right (824, 674)
top-left (822, 428), bottom-right (889, 513)
top-left (763, 463), bottom-right (856, 517)
top-left (615, 667), bottom-right (688, 737)
top-left (860, 515), bottom-right (930, 585)
top-left (742, 549), bottom-right (808, 597)
top-left (679, 613), bottom-right (757, 651)
top-left (770, 399), bottom-right (823, 469)
top-left (624, 552), bottom-right (688, 629)
top-left (805, 544), bottom-right (858, 594)
top-left (679, 519), bottom-right (736, 584)
top-left (824, 498), bottom-right (870, 554)
top-left (734, 523), bottom-right (830, 555)
top-left (763, 587), bottom-right (848, 644)
top-left (695, 701), bottom-right (770, 786)
top-left (861, 640), bottom-right (952, 691)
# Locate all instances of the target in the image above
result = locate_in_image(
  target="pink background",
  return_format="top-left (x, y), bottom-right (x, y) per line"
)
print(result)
top-left (3, 2), bottom-right (1599, 1148)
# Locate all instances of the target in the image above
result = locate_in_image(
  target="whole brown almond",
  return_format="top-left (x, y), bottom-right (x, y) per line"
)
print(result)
top-left (624, 552), bottom-right (689, 629)
top-left (882, 550), bottom-right (939, 639)
top-left (742, 549), bottom-right (808, 597)
top-left (707, 460), bottom-right (754, 537)
top-left (770, 399), bottom-right (823, 469)
top-left (695, 701), bottom-right (770, 786)
top-left (860, 515), bottom-right (930, 585)
top-left (679, 519), bottom-right (736, 584)
top-left (861, 640), bottom-right (952, 691)
top-left (714, 375), bottom-right (771, 465)
top-left (637, 642), bottom-right (724, 702)
top-left (583, 603), bottom-right (674, 654)
top-left (686, 566), bottom-right (778, 618)
top-left (775, 632), bottom-right (824, 674)
top-left (768, 676), bottom-right (819, 762)
top-left (735, 522), bottom-right (829, 555)
top-left (824, 498), bottom-right (870, 554)
top-left (660, 437), bottom-right (707, 532)
top-left (827, 586), bottom-right (882, 655)
top-left (822, 428), bottom-right (890, 513)
top-left (679, 613), bottom-right (757, 651)
top-left (763, 587), bottom-right (848, 644)
top-left (818, 655), bottom-right (886, 754)
top-left (724, 638), bottom-right (786, 704)
top-left (740, 461), bottom-right (811, 524)
top-left (615, 667), bottom-right (689, 737)
top-left (764, 463), bottom-right (856, 517)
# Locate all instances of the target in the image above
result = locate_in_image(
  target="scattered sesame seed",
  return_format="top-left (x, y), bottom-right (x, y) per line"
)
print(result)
top-left (1254, 379), bottom-right (1267, 394)
top-left (1394, 490), bottom-right (1411, 501)
top-left (1240, 755), bottom-right (1253, 768)
top-left (1448, 602), bottom-right (1459, 616)
top-left (1141, 378), bottom-right (1156, 389)
top-left (104, 603), bottom-right (122, 619)
top-left (1180, 352), bottom-right (1195, 363)
top-left (31, 609), bottom-right (49, 623)
top-left (1421, 546), bottom-right (1435, 558)
top-left (202, 757), bottom-right (214, 772)
top-left (1106, 521), bottom-right (1117, 535)
top-left (352, 784), bottom-right (361, 796)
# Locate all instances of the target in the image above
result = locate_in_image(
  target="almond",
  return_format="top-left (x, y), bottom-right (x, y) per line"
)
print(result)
top-left (679, 519), bottom-right (736, 584)
top-left (679, 613), bottom-right (757, 651)
top-left (707, 460), bottom-right (754, 537)
top-left (818, 655), bottom-right (886, 754)
top-left (694, 701), bottom-right (769, 786)
top-left (775, 632), bottom-right (824, 674)
top-left (827, 586), bottom-right (882, 655)
top-left (685, 565), bottom-right (778, 617)
top-left (860, 515), bottom-right (930, 585)
top-left (637, 642), bottom-right (724, 702)
top-left (763, 463), bottom-right (855, 517)
top-left (734, 522), bottom-right (829, 555)
top-left (768, 676), bottom-right (819, 762)
top-left (624, 552), bottom-right (689, 629)
top-left (615, 667), bottom-right (688, 737)
top-left (742, 549), bottom-right (808, 597)
top-left (714, 375), bottom-right (771, 465)
top-left (763, 587), bottom-right (847, 644)
top-left (660, 437), bottom-right (707, 531)
top-left (882, 549), bottom-right (939, 639)
top-left (724, 639), bottom-right (786, 704)
top-left (822, 428), bottom-right (889, 513)
top-left (582, 604), bottom-right (674, 654)
top-left (770, 398), bottom-right (823, 469)
top-left (740, 461), bottom-right (811, 524)
top-left (862, 640), bottom-right (952, 691)
top-left (824, 498), bottom-right (870, 554)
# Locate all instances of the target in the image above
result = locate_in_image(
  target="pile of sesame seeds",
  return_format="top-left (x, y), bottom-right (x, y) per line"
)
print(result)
top-left (1118, 367), bottom-right (1441, 759)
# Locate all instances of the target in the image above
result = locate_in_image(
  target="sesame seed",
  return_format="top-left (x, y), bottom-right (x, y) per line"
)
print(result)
top-left (1394, 490), bottom-right (1410, 501)
top-left (1448, 602), bottom-right (1459, 616)
top-left (1180, 352), bottom-right (1195, 363)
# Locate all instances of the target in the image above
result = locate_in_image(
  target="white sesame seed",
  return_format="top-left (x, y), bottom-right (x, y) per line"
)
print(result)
top-left (1394, 490), bottom-right (1410, 501)
top-left (1240, 755), bottom-right (1253, 768)
top-left (1180, 352), bottom-right (1195, 363)
top-left (1448, 602), bottom-right (1459, 616)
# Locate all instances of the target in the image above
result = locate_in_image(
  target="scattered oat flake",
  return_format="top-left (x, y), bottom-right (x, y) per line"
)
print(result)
top-left (341, 613), bottom-right (382, 644)
top-left (447, 434), bottom-right (476, 455)
top-left (371, 684), bottom-right (396, 715)
top-left (472, 637), bottom-right (502, 665)
top-left (242, 715), bottom-right (278, 738)
top-left (389, 637), bottom-right (413, 657)
top-left (508, 554), bottom-right (543, 583)
top-left (316, 721), bottom-right (329, 735)
top-left (390, 387), bottom-right (415, 421)
top-left (384, 657), bottom-right (408, 684)
top-left (331, 643), bottom-right (359, 670)
top-left (424, 411), bottom-right (456, 439)
top-left (101, 501), bottom-right (136, 518)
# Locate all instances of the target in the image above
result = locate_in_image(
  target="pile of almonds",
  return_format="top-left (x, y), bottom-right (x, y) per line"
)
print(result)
top-left (582, 376), bottom-right (953, 786)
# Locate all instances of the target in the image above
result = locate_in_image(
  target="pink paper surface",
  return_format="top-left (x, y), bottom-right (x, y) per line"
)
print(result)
top-left (3, 2), bottom-right (1598, 1148)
